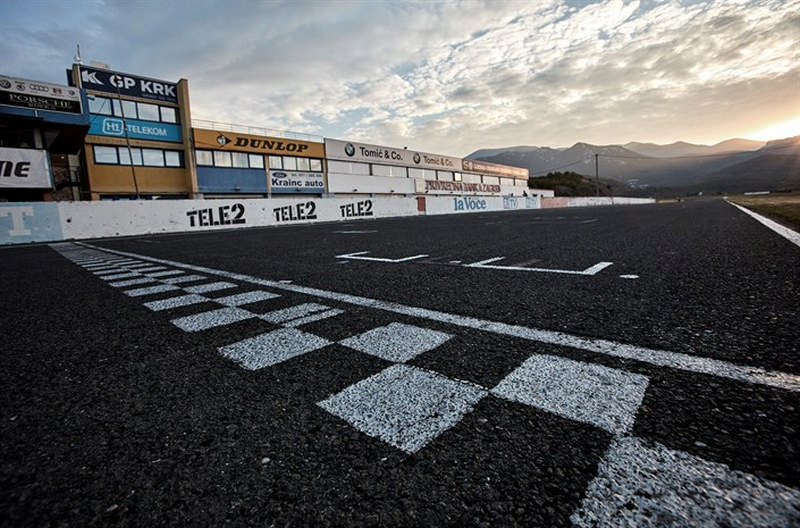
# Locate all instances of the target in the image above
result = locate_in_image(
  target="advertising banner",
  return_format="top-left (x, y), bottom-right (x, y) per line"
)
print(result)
top-left (89, 115), bottom-right (182, 142)
top-left (424, 180), bottom-right (501, 194)
top-left (194, 129), bottom-right (325, 158)
top-left (0, 147), bottom-right (52, 189)
top-left (270, 171), bottom-right (325, 193)
top-left (325, 139), bottom-right (461, 171)
top-left (0, 75), bottom-right (82, 113)
top-left (78, 66), bottom-right (178, 103)
top-left (462, 158), bottom-right (528, 178)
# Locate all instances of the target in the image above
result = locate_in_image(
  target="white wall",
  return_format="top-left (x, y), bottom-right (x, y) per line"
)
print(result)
top-left (0, 195), bottom-right (653, 245)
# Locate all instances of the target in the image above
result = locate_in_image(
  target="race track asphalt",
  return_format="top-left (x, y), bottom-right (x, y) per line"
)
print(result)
top-left (1, 198), bottom-right (798, 527)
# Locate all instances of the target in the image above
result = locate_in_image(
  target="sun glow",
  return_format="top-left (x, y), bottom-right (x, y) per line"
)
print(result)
top-left (745, 115), bottom-right (800, 141)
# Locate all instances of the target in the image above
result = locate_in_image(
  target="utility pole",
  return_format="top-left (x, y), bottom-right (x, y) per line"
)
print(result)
top-left (594, 153), bottom-right (599, 197)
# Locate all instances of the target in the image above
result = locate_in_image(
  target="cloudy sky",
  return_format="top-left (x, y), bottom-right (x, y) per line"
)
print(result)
top-left (2, 0), bottom-right (799, 156)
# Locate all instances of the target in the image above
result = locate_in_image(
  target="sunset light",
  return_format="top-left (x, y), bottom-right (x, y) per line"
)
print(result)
top-left (746, 115), bottom-right (800, 141)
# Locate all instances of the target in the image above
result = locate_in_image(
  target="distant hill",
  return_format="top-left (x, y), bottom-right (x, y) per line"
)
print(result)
top-left (467, 135), bottom-right (800, 196)
top-left (624, 139), bottom-right (764, 158)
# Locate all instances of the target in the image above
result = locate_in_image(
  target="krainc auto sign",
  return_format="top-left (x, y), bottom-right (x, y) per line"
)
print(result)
top-left (0, 148), bottom-right (52, 189)
top-left (78, 66), bottom-right (178, 104)
top-left (0, 75), bottom-right (82, 113)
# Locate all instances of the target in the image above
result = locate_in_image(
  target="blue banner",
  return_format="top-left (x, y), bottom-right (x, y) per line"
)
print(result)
top-left (89, 115), bottom-right (182, 142)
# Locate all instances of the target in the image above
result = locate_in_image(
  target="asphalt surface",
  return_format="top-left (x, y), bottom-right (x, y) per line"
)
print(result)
top-left (1, 198), bottom-right (798, 527)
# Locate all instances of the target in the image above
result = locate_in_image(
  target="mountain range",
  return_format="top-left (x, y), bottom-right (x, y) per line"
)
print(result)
top-left (466, 135), bottom-right (800, 196)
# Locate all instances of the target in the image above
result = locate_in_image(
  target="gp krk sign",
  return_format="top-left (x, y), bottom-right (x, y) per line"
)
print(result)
top-left (79, 66), bottom-right (178, 104)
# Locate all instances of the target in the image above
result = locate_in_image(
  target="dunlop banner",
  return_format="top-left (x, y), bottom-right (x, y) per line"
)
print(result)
top-left (193, 129), bottom-right (325, 158)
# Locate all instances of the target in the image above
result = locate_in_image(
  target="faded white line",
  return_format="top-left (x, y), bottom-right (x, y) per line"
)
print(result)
top-left (727, 200), bottom-right (800, 248)
top-left (72, 242), bottom-right (800, 392)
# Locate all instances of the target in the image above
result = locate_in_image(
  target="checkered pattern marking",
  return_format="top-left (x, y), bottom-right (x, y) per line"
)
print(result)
top-left (51, 243), bottom-right (800, 527)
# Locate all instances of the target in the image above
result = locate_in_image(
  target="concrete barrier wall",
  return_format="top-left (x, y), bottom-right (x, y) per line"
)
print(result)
top-left (542, 196), bottom-right (653, 208)
top-left (0, 194), bottom-right (653, 245)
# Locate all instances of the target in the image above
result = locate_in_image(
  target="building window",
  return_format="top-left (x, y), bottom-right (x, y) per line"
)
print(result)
top-left (165, 151), bottom-right (182, 167)
top-left (195, 150), bottom-right (213, 166)
top-left (213, 151), bottom-right (232, 167)
top-left (137, 103), bottom-right (160, 122)
top-left (231, 152), bottom-right (249, 168)
top-left (462, 173), bottom-right (481, 184)
top-left (160, 107), bottom-right (178, 123)
top-left (309, 158), bottom-right (322, 172)
top-left (454, 172), bottom-right (462, 181)
top-left (88, 95), bottom-right (179, 124)
top-left (142, 149), bottom-right (164, 167)
top-left (95, 145), bottom-right (184, 167)
top-left (248, 154), bottom-right (264, 169)
top-left (87, 96), bottom-right (112, 115)
top-left (93, 146), bottom-right (118, 164)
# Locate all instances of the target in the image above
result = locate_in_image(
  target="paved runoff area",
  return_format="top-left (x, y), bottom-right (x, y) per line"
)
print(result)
top-left (2, 199), bottom-right (799, 526)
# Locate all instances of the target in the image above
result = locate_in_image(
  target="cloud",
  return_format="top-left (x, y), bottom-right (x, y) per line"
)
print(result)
top-left (1, 0), bottom-right (798, 154)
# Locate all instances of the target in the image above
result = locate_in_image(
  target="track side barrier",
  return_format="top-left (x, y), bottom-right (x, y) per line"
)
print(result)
top-left (0, 195), bottom-right (653, 245)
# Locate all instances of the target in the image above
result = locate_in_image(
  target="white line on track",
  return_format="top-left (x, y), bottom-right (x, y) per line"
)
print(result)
top-left (727, 200), bottom-right (800, 248)
top-left (74, 242), bottom-right (800, 392)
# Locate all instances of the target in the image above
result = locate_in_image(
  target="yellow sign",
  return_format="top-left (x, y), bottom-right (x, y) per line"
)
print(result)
top-left (193, 128), bottom-right (325, 158)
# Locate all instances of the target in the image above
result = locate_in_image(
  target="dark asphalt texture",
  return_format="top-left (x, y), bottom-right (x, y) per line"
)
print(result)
top-left (1, 198), bottom-right (798, 527)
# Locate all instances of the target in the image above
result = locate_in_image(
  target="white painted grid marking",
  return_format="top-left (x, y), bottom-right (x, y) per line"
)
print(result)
top-left (143, 294), bottom-right (210, 311)
top-left (318, 364), bottom-right (487, 454)
top-left (260, 303), bottom-right (331, 325)
top-left (98, 272), bottom-right (140, 281)
top-left (219, 328), bottom-right (331, 370)
top-left (145, 270), bottom-right (186, 278)
top-left (161, 274), bottom-right (207, 284)
top-left (123, 284), bottom-right (181, 297)
top-left (571, 436), bottom-right (800, 528)
top-left (184, 281), bottom-right (237, 294)
top-left (121, 264), bottom-right (165, 271)
top-left (67, 243), bottom-right (800, 393)
top-left (108, 277), bottom-right (156, 288)
top-left (339, 322), bottom-right (453, 362)
top-left (284, 308), bottom-right (344, 327)
top-left (492, 354), bottom-right (649, 435)
top-left (214, 290), bottom-right (280, 307)
top-left (170, 307), bottom-right (254, 332)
